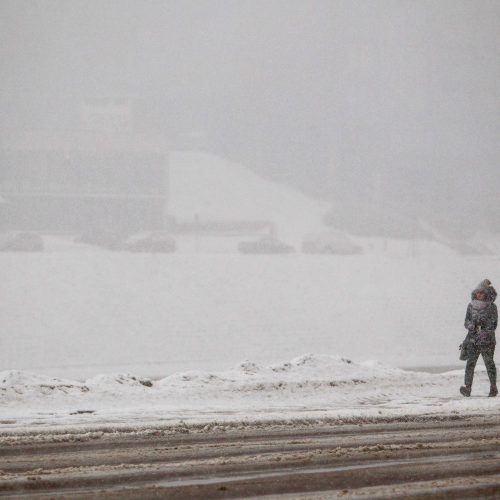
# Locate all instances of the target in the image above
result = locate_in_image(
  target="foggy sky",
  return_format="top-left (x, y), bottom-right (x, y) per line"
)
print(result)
top-left (1, 0), bottom-right (499, 236)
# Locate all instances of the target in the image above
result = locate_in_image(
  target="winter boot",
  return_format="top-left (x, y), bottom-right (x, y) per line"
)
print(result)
top-left (460, 385), bottom-right (471, 397)
top-left (488, 385), bottom-right (498, 397)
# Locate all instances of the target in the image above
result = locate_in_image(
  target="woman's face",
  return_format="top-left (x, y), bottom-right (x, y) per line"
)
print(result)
top-left (476, 290), bottom-right (487, 301)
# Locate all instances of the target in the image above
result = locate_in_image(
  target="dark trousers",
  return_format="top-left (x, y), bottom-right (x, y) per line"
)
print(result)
top-left (464, 343), bottom-right (496, 386)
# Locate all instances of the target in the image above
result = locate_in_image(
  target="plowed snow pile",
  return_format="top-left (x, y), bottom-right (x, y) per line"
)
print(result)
top-left (0, 355), bottom-right (496, 433)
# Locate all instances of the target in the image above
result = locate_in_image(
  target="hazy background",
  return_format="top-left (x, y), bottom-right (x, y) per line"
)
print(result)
top-left (1, 0), bottom-right (499, 240)
top-left (1, 1), bottom-right (499, 377)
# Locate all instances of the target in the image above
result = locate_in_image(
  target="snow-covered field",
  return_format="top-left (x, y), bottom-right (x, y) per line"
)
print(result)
top-left (4, 250), bottom-right (499, 432)
top-left (1, 153), bottom-right (499, 430)
top-left (3, 250), bottom-right (498, 432)
top-left (1, 251), bottom-right (498, 379)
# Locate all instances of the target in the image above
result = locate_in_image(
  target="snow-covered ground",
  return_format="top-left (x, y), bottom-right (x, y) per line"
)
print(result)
top-left (1, 251), bottom-right (498, 379)
top-left (1, 153), bottom-right (499, 429)
top-left (0, 355), bottom-right (497, 434)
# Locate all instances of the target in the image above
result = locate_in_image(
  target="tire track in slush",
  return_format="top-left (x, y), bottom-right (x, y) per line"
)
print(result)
top-left (1, 416), bottom-right (500, 498)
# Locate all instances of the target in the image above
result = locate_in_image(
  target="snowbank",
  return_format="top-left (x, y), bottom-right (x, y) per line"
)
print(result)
top-left (156, 354), bottom-right (410, 393)
top-left (0, 370), bottom-right (87, 395)
top-left (0, 355), bottom-right (405, 400)
top-left (0, 355), bottom-right (496, 434)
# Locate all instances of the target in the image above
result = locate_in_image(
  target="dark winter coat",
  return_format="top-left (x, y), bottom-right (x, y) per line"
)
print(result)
top-left (464, 302), bottom-right (498, 347)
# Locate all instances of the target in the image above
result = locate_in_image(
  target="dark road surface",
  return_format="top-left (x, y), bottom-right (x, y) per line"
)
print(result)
top-left (1, 415), bottom-right (499, 499)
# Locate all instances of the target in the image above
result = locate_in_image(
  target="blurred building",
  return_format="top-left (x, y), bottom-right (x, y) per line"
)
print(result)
top-left (0, 125), bottom-right (169, 234)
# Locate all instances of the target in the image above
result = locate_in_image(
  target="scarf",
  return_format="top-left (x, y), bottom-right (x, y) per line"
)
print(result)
top-left (471, 299), bottom-right (491, 311)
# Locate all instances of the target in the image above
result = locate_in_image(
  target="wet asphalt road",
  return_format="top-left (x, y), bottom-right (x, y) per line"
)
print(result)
top-left (0, 415), bottom-right (499, 499)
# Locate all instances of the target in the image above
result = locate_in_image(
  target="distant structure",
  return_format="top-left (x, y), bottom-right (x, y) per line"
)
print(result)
top-left (81, 97), bottom-right (134, 133)
top-left (0, 99), bottom-right (169, 234)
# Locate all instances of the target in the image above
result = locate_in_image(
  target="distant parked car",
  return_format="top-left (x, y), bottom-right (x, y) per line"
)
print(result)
top-left (121, 232), bottom-right (176, 253)
top-left (238, 235), bottom-right (295, 254)
top-left (0, 232), bottom-right (44, 252)
top-left (75, 230), bottom-right (125, 250)
top-left (301, 231), bottom-right (362, 255)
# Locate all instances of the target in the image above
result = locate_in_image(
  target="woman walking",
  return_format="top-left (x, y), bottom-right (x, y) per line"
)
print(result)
top-left (460, 279), bottom-right (497, 397)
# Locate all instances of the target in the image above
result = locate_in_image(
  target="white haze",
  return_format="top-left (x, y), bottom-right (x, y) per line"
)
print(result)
top-left (1, 0), bottom-right (499, 235)
top-left (0, 1), bottom-right (499, 379)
